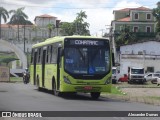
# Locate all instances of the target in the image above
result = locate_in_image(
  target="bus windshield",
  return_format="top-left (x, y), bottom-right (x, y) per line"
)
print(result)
top-left (64, 45), bottom-right (110, 77)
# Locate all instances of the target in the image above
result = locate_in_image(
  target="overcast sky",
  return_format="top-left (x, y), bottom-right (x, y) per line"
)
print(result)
top-left (0, 0), bottom-right (158, 36)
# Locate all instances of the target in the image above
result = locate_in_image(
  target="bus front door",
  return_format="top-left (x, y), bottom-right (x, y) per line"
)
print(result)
top-left (33, 52), bottom-right (37, 85)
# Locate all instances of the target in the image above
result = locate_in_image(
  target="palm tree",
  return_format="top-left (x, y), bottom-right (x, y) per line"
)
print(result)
top-left (75, 10), bottom-right (90, 35)
top-left (76, 10), bottom-right (87, 23)
top-left (32, 25), bottom-right (39, 41)
top-left (9, 7), bottom-right (28, 41)
top-left (0, 7), bottom-right (9, 39)
top-left (47, 23), bottom-right (55, 38)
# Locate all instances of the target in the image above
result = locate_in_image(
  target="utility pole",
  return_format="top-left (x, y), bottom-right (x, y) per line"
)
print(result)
top-left (105, 25), bottom-right (116, 64)
top-left (23, 23), bottom-right (26, 53)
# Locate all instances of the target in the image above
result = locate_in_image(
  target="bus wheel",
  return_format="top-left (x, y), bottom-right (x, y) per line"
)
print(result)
top-left (90, 92), bottom-right (100, 99)
top-left (52, 80), bottom-right (59, 96)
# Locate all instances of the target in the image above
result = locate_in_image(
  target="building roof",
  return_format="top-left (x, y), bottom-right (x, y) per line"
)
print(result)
top-left (35, 14), bottom-right (56, 18)
top-left (117, 17), bottom-right (130, 22)
top-left (34, 14), bottom-right (57, 21)
top-left (113, 6), bottom-right (151, 13)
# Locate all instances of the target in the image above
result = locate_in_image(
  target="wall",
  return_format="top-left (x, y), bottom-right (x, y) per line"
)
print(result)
top-left (120, 41), bottom-right (160, 75)
top-left (120, 41), bottom-right (160, 55)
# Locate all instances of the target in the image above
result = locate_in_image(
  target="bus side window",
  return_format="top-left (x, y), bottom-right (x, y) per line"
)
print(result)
top-left (46, 46), bottom-right (51, 63)
top-left (51, 47), bottom-right (57, 63)
top-left (37, 48), bottom-right (42, 64)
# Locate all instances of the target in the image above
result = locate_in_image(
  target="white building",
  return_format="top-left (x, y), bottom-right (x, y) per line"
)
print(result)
top-left (0, 14), bottom-right (61, 53)
top-left (120, 40), bottom-right (160, 75)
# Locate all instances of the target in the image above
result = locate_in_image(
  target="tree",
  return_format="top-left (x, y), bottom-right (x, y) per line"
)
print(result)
top-left (59, 10), bottom-right (90, 36)
top-left (153, 2), bottom-right (160, 32)
top-left (0, 7), bottom-right (9, 39)
top-left (47, 23), bottom-right (55, 38)
top-left (59, 22), bottom-right (74, 35)
top-left (74, 10), bottom-right (90, 35)
top-left (9, 7), bottom-right (28, 41)
top-left (115, 25), bottom-right (136, 47)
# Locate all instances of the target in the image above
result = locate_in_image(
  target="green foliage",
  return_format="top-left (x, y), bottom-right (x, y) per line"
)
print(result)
top-left (115, 25), bottom-right (136, 47)
top-left (60, 10), bottom-right (90, 36)
top-left (47, 23), bottom-right (55, 38)
top-left (153, 2), bottom-right (160, 32)
top-left (9, 7), bottom-right (28, 41)
top-left (0, 7), bottom-right (9, 38)
top-left (0, 57), bottom-right (19, 65)
top-left (60, 22), bottom-right (75, 35)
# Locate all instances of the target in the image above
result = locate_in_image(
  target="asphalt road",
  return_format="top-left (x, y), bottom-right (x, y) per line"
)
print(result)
top-left (0, 82), bottom-right (160, 120)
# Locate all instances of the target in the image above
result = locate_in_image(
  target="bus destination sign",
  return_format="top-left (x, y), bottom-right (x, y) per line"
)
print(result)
top-left (68, 39), bottom-right (106, 46)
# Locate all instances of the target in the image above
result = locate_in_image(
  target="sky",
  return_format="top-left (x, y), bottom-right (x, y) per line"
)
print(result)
top-left (0, 0), bottom-right (158, 36)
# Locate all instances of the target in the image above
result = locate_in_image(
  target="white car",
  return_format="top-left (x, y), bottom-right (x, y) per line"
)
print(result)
top-left (157, 77), bottom-right (160, 86)
top-left (144, 73), bottom-right (160, 84)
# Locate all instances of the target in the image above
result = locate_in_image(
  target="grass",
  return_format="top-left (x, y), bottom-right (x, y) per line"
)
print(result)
top-left (111, 86), bottom-right (126, 95)
top-left (102, 86), bottom-right (126, 96)
top-left (10, 77), bottom-right (23, 82)
top-left (147, 96), bottom-right (160, 100)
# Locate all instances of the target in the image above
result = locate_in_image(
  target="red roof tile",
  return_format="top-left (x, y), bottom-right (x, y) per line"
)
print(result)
top-left (35, 14), bottom-right (56, 18)
top-left (114, 6), bottom-right (151, 12)
top-left (34, 14), bottom-right (57, 21)
top-left (117, 17), bottom-right (130, 22)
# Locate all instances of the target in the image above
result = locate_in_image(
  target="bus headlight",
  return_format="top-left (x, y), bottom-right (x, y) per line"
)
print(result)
top-left (105, 77), bottom-right (111, 84)
top-left (64, 76), bottom-right (71, 84)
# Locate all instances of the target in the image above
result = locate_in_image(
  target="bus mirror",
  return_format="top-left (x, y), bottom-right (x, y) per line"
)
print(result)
top-left (112, 52), bottom-right (115, 66)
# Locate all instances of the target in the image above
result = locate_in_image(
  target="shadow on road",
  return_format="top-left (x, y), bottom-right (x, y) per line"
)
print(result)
top-left (33, 88), bottom-right (127, 103)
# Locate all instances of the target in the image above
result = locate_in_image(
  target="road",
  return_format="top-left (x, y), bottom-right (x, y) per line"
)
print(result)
top-left (0, 82), bottom-right (159, 120)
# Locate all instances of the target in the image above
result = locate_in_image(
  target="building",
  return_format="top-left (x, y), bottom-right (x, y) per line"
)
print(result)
top-left (0, 14), bottom-right (61, 52)
top-left (120, 40), bottom-right (160, 75)
top-left (111, 6), bottom-right (157, 64)
top-left (112, 6), bottom-right (156, 35)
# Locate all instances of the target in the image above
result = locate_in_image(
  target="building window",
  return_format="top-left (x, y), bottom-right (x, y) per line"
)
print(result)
top-left (146, 13), bottom-right (151, 20)
top-left (146, 26), bottom-right (151, 33)
top-left (147, 67), bottom-right (154, 73)
top-left (134, 13), bottom-right (139, 20)
top-left (133, 26), bottom-right (138, 32)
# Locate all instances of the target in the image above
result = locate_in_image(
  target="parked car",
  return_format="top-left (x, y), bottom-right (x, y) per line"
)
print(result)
top-left (118, 74), bottom-right (128, 82)
top-left (144, 73), bottom-right (160, 84)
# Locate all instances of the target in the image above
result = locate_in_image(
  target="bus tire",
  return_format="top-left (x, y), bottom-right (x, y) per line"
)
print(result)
top-left (52, 78), bottom-right (60, 96)
top-left (91, 92), bottom-right (100, 99)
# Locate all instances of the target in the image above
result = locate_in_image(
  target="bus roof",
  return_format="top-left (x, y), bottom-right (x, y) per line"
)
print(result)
top-left (32, 36), bottom-right (109, 48)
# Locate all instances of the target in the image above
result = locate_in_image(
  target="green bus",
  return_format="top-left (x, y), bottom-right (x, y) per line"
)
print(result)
top-left (30, 36), bottom-right (112, 99)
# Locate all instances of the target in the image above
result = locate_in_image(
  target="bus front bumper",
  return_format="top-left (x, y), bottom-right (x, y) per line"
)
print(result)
top-left (60, 84), bottom-right (112, 93)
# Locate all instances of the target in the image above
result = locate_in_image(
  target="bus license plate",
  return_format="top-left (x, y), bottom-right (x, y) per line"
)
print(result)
top-left (84, 86), bottom-right (92, 90)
